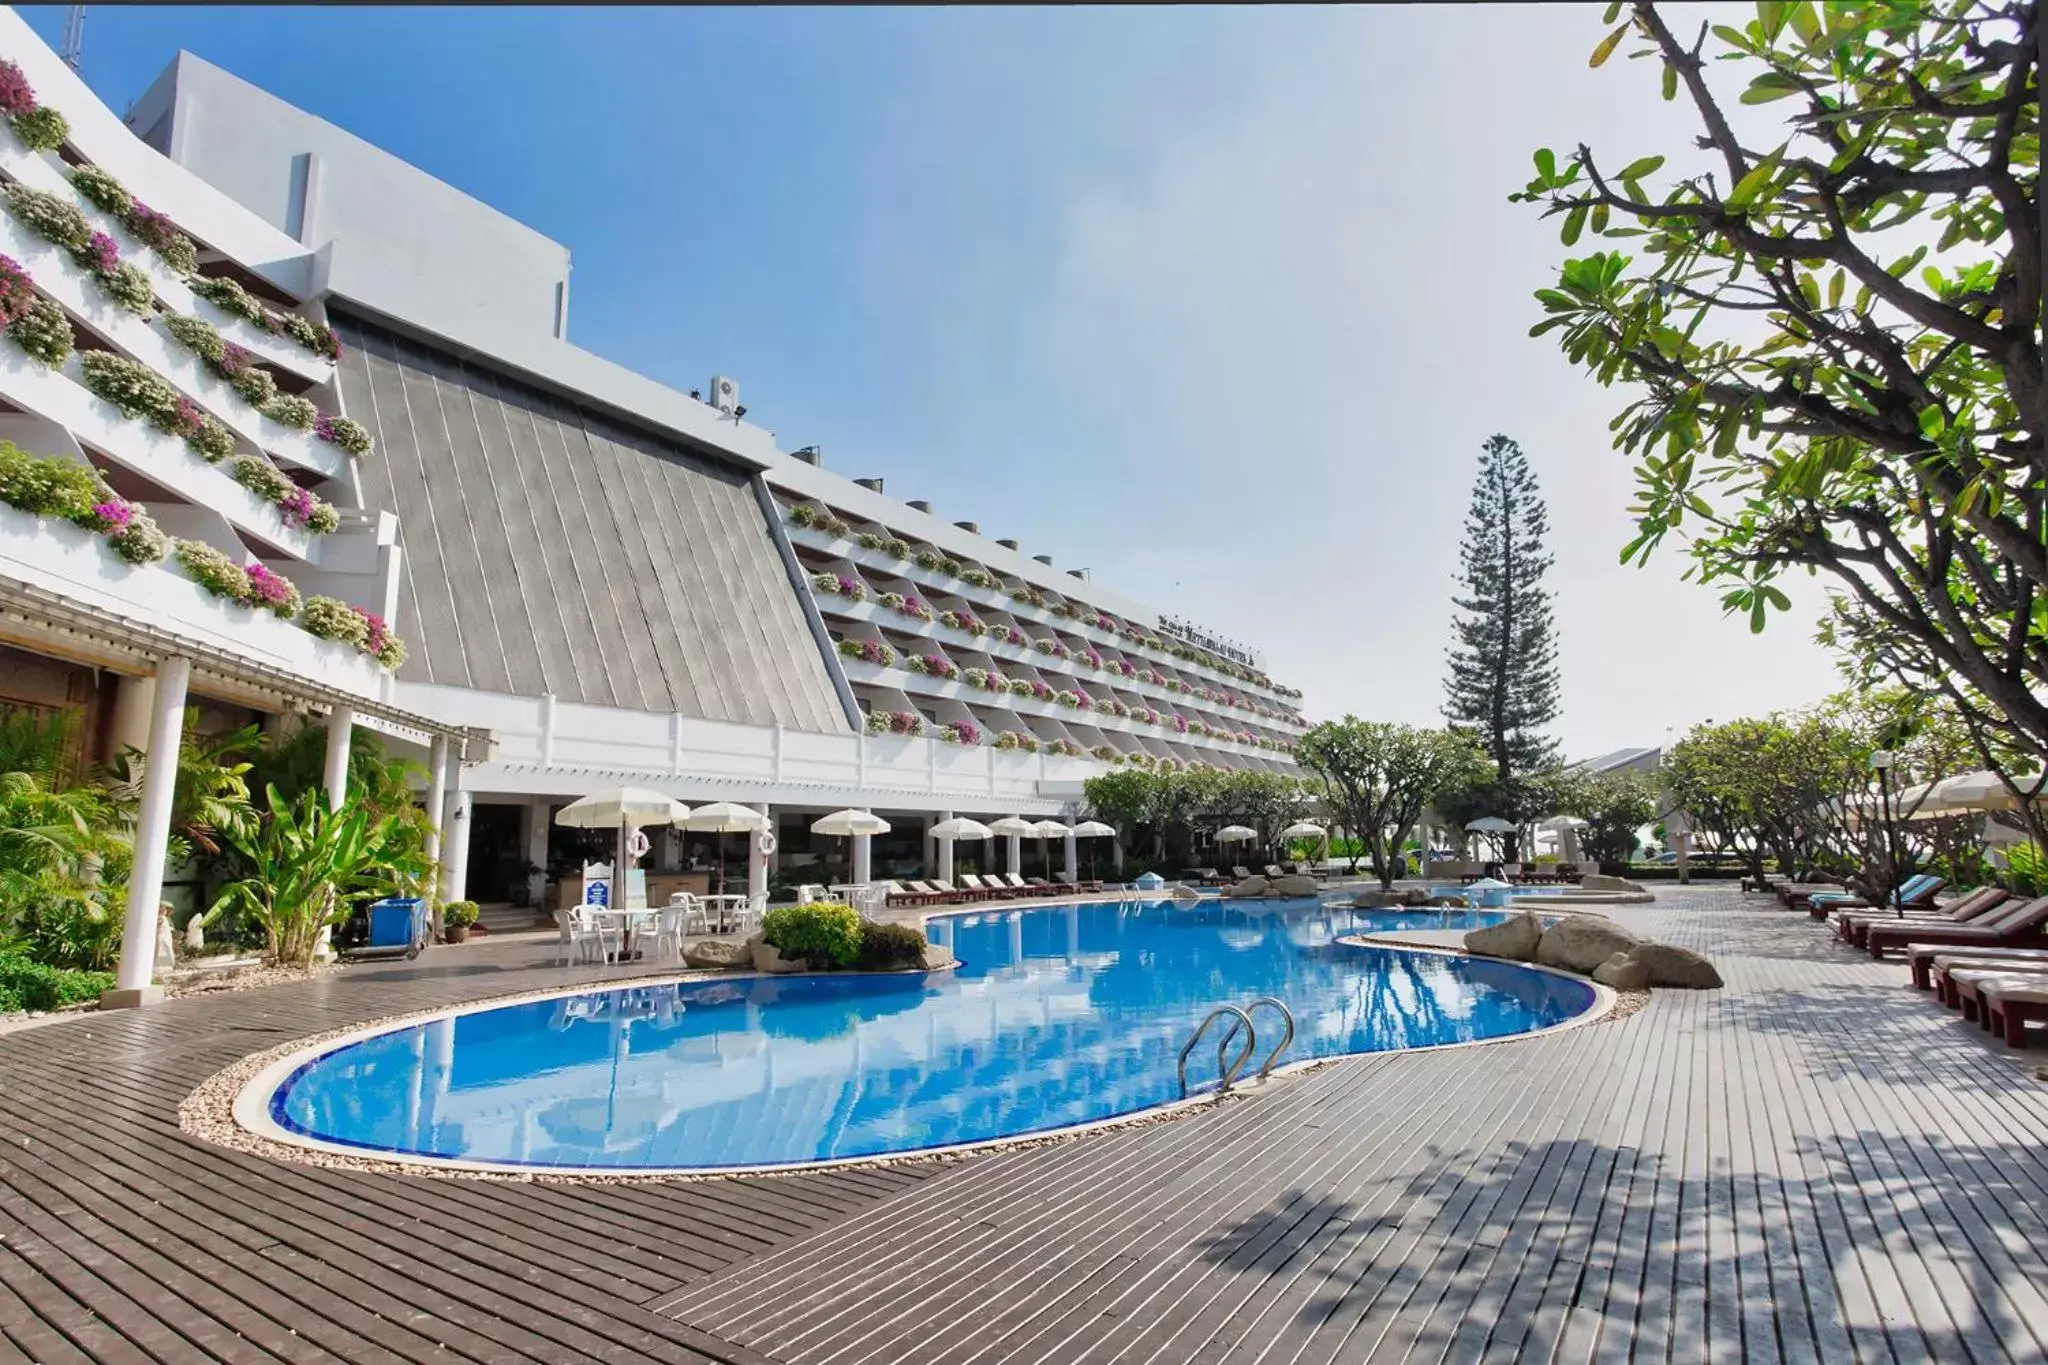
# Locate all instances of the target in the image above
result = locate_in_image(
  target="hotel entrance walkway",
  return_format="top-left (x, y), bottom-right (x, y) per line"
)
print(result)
top-left (3, 887), bottom-right (2046, 1362)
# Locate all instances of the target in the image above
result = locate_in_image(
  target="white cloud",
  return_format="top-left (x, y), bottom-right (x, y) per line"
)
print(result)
top-left (1027, 6), bottom-right (1843, 757)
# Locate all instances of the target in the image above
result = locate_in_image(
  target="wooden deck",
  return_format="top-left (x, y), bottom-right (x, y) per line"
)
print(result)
top-left (6, 888), bottom-right (2048, 1362)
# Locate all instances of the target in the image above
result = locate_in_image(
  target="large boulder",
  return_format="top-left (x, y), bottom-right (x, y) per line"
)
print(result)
top-left (1268, 874), bottom-right (1320, 898)
top-left (684, 937), bottom-right (752, 969)
top-left (1581, 873), bottom-right (1647, 895)
top-left (1535, 915), bottom-right (1645, 974)
top-left (921, 941), bottom-right (956, 971)
top-left (1626, 942), bottom-right (1724, 989)
top-left (752, 940), bottom-right (807, 974)
top-left (1224, 876), bottom-right (1270, 899)
top-left (1463, 910), bottom-right (1543, 962)
top-left (1592, 951), bottom-right (1651, 990)
top-left (1353, 889), bottom-right (1406, 908)
top-left (1428, 895), bottom-right (1470, 908)
top-left (1401, 888), bottom-right (1432, 907)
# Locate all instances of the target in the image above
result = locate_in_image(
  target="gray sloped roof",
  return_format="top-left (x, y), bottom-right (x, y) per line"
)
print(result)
top-left (335, 312), bottom-right (848, 733)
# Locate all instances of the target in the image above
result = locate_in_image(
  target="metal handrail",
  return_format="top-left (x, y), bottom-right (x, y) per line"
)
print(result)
top-left (1243, 997), bottom-right (1296, 1080)
top-left (1178, 1005), bottom-right (1256, 1097)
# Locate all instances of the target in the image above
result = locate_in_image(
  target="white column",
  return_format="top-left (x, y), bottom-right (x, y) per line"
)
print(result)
top-left (321, 706), bottom-right (355, 812)
top-left (106, 656), bottom-right (190, 1007)
top-left (423, 735), bottom-right (449, 871)
top-left (106, 672), bottom-right (156, 758)
top-left (852, 832), bottom-right (873, 885)
top-left (1063, 829), bottom-right (1078, 882)
top-left (1007, 834), bottom-right (1022, 876)
top-left (748, 802), bottom-right (771, 910)
top-left (442, 791), bottom-right (473, 903)
top-left (936, 810), bottom-right (954, 884)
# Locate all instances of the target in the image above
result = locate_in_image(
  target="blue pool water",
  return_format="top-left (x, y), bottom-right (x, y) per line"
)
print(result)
top-left (267, 898), bottom-right (1595, 1171)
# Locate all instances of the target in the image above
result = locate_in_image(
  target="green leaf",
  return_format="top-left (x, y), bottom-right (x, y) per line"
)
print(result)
top-left (1740, 71), bottom-right (1804, 104)
top-left (1602, 0), bottom-right (1623, 21)
top-left (1917, 405), bottom-right (1946, 439)
top-left (1662, 62), bottom-right (1678, 100)
top-left (1787, 1), bottom-right (1821, 43)
top-left (1617, 155), bottom-right (1665, 181)
top-left (1534, 147), bottom-right (1557, 183)
top-left (1827, 271), bottom-right (1843, 308)
top-left (1728, 146), bottom-right (1785, 208)
top-left (1590, 23), bottom-right (1628, 67)
top-left (1562, 204), bottom-right (1588, 246)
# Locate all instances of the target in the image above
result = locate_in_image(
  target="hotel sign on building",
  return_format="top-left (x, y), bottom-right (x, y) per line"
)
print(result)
top-left (1157, 616), bottom-right (1262, 670)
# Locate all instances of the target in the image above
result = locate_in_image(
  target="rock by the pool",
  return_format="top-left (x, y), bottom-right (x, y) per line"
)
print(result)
top-left (1464, 910), bottom-right (1543, 962)
top-left (684, 937), bottom-right (752, 969)
top-left (1428, 894), bottom-right (1470, 908)
top-left (1268, 874), bottom-right (1320, 897)
top-left (1352, 888), bottom-right (1406, 908)
top-left (1535, 915), bottom-right (1645, 974)
top-left (1592, 951), bottom-right (1651, 990)
top-left (752, 940), bottom-right (807, 974)
top-left (1401, 888), bottom-right (1432, 906)
top-left (1626, 942), bottom-right (1724, 989)
top-left (1580, 873), bottom-right (1649, 895)
top-left (1224, 875), bottom-right (1269, 899)
top-left (920, 941), bottom-right (956, 971)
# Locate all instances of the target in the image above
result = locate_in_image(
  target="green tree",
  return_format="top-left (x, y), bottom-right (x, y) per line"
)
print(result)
top-left (1297, 718), bottom-right (1490, 885)
top-left (1443, 433), bottom-right (1561, 846)
top-left (1515, 1), bottom-right (2048, 764)
top-left (1563, 769), bottom-right (1662, 869)
top-left (1082, 768), bottom-right (1159, 870)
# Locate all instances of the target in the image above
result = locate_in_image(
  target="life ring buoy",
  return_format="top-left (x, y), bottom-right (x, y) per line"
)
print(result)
top-left (626, 829), bottom-right (651, 860)
top-left (757, 830), bottom-right (778, 857)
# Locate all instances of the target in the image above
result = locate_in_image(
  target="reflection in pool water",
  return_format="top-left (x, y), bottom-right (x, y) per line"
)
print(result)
top-left (266, 898), bottom-right (1597, 1171)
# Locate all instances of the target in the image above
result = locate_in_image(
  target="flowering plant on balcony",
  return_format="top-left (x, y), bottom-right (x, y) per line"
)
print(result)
top-left (810, 570), bottom-right (866, 601)
top-left (993, 730), bottom-right (1038, 753)
top-left (899, 594), bottom-right (934, 621)
top-left (885, 710), bottom-right (924, 736)
top-left (857, 531), bottom-right (909, 558)
top-left (241, 560), bottom-right (301, 619)
top-left (1052, 601), bottom-right (1080, 620)
top-left (261, 393), bottom-right (318, 432)
top-left (228, 456), bottom-right (339, 533)
top-left (1054, 689), bottom-right (1084, 709)
top-left (1100, 699), bottom-right (1128, 719)
top-left (1093, 612), bottom-right (1116, 632)
top-left (0, 64), bottom-right (67, 153)
top-left (939, 609), bottom-right (985, 635)
top-left (313, 411), bottom-right (374, 458)
top-left (863, 709), bottom-right (891, 734)
top-left (942, 719), bottom-right (982, 746)
top-left (1082, 648), bottom-right (1103, 670)
top-left (1091, 745), bottom-right (1122, 763)
top-left (1009, 584), bottom-right (1046, 609)
top-left (1157, 758), bottom-right (1184, 774)
top-left (958, 567), bottom-right (997, 590)
top-left (904, 653), bottom-right (959, 680)
top-left (1114, 659), bottom-right (1135, 678)
top-left (1173, 714), bottom-right (1190, 734)
top-left (1033, 638), bottom-right (1067, 659)
top-left (67, 165), bottom-right (201, 277)
top-left (0, 60), bottom-right (33, 119)
top-left (1047, 739), bottom-right (1084, 758)
top-left (173, 538), bottom-right (252, 605)
top-left (962, 667), bottom-right (1006, 693)
top-left (188, 274), bottom-right (343, 360)
top-left (1026, 679), bottom-right (1055, 702)
top-left (0, 254), bottom-right (33, 328)
top-left (1146, 669), bottom-right (1168, 687)
top-left (838, 637), bottom-right (896, 667)
top-left (913, 548), bottom-right (962, 576)
top-left (0, 293), bottom-right (69, 368)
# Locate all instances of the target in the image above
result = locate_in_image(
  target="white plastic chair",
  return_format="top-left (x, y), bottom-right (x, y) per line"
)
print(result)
top-left (562, 904), bottom-right (619, 966)
top-left (798, 883), bottom-right (827, 904)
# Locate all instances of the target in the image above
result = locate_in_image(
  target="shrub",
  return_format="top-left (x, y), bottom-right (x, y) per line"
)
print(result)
top-left (162, 310), bottom-right (227, 363)
top-left (960, 568), bottom-right (997, 589)
top-left (9, 105), bottom-right (67, 153)
top-left (174, 538), bottom-right (252, 604)
top-left (79, 350), bottom-right (181, 424)
top-left (124, 201), bottom-right (197, 276)
top-left (442, 899), bottom-right (480, 928)
top-left (855, 921), bottom-right (929, 971)
top-left (280, 312), bottom-right (341, 361)
top-left (242, 561), bottom-right (301, 619)
top-left (97, 260), bottom-right (154, 316)
top-left (5, 292), bottom-right (67, 365)
top-left (0, 439), bottom-right (98, 521)
top-left (185, 411), bottom-right (236, 463)
top-left (4, 183), bottom-right (88, 251)
top-left (0, 253), bottom-right (35, 327)
top-left (0, 60), bottom-right (33, 118)
top-left (863, 708), bottom-right (890, 734)
top-left (313, 411), bottom-right (373, 457)
top-left (0, 955), bottom-right (113, 1013)
top-left (262, 392), bottom-right (317, 430)
top-left (788, 502), bottom-right (819, 527)
top-left (104, 506), bottom-right (170, 565)
top-left (300, 594), bottom-right (371, 647)
top-left (189, 274), bottom-right (270, 329)
top-left (761, 901), bottom-right (863, 966)
top-left (941, 719), bottom-right (981, 745)
top-left (216, 343), bottom-right (277, 407)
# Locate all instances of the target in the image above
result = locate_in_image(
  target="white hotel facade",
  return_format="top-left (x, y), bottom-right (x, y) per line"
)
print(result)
top-left (0, 11), bottom-right (1309, 999)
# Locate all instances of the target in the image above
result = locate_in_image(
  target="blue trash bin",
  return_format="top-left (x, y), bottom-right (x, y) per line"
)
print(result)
top-left (367, 897), bottom-right (425, 952)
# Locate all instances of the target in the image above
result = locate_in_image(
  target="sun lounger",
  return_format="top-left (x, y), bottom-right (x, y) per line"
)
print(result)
top-left (1192, 867), bottom-right (1228, 886)
top-left (1807, 873), bottom-right (1944, 919)
top-left (959, 874), bottom-right (1013, 899)
top-left (1933, 957), bottom-right (2048, 1009)
top-left (891, 879), bottom-right (946, 906)
top-left (1864, 894), bottom-right (2048, 957)
top-left (1231, 866), bottom-right (1255, 882)
top-left (1026, 875), bottom-right (1079, 895)
top-left (1001, 873), bottom-right (1033, 894)
top-left (1908, 942), bottom-right (2048, 991)
top-left (1264, 864), bottom-right (1287, 879)
top-left (1833, 887), bottom-right (2006, 945)
top-left (1776, 881), bottom-right (1846, 908)
top-left (1979, 976), bottom-right (2048, 1046)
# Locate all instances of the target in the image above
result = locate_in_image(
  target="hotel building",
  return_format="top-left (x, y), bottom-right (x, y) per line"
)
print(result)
top-left (0, 10), bottom-right (1309, 995)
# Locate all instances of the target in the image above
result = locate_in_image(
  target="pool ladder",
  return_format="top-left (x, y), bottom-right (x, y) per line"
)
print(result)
top-left (1177, 997), bottom-right (1296, 1097)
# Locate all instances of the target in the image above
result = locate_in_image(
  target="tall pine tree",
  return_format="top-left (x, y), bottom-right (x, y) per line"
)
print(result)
top-left (1443, 434), bottom-right (1560, 800)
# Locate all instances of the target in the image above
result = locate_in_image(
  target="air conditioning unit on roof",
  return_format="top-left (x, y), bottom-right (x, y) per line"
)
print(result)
top-left (707, 374), bottom-right (739, 414)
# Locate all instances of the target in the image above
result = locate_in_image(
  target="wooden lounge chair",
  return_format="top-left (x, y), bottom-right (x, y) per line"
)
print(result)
top-left (926, 878), bottom-right (987, 903)
top-left (1807, 873), bottom-right (1945, 919)
top-left (1001, 873), bottom-right (1033, 894)
top-left (1026, 875), bottom-right (1079, 894)
top-left (1908, 942), bottom-right (2048, 991)
top-left (1833, 886), bottom-right (2006, 946)
top-left (1979, 976), bottom-right (2048, 1046)
top-left (1933, 957), bottom-right (2048, 1009)
top-left (959, 874), bottom-right (1012, 899)
top-left (891, 880), bottom-right (946, 906)
top-left (1864, 894), bottom-right (2048, 957)
top-left (1264, 864), bottom-right (1287, 879)
top-left (1194, 867), bottom-right (1228, 886)
top-left (1776, 881), bottom-right (1845, 909)
top-left (1231, 866), bottom-right (1255, 882)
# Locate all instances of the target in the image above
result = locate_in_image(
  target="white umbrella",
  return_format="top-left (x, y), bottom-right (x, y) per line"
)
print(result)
top-left (988, 815), bottom-right (1038, 837)
top-left (811, 808), bottom-right (890, 883)
top-left (930, 817), bottom-right (995, 840)
top-left (1537, 815), bottom-right (1587, 831)
top-left (1465, 816), bottom-right (1516, 832)
top-left (1071, 818), bottom-right (1116, 879)
top-left (1928, 770), bottom-right (2048, 813)
top-left (1279, 821), bottom-right (1327, 839)
top-left (1030, 819), bottom-right (1071, 880)
top-left (682, 801), bottom-right (766, 897)
top-left (1215, 825), bottom-right (1259, 842)
top-left (555, 787), bottom-right (691, 910)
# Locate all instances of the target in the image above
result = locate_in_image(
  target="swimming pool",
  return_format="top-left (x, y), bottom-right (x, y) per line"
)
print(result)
top-left (252, 899), bottom-right (1599, 1174)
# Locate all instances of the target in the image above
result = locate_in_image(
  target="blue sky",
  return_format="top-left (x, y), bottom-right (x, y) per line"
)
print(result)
top-left (20, 3), bottom-right (1845, 755)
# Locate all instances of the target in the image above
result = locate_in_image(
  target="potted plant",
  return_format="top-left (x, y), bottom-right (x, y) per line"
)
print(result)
top-left (442, 899), bottom-right (480, 943)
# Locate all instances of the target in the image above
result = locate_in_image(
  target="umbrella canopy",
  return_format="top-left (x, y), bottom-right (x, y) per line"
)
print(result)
top-left (554, 787), bottom-right (690, 829)
top-left (988, 815), bottom-right (1038, 837)
top-left (1465, 816), bottom-right (1516, 832)
top-left (680, 801), bottom-right (767, 833)
top-left (1537, 815), bottom-right (1588, 832)
top-left (1215, 825), bottom-right (1259, 842)
top-left (812, 809), bottom-right (891, 837)
top-left (930, 817), bottom-right (995, 840)
top-left (1278, 821), bottom-right (1327, 839)
top-left (1030, 819), bottom-right (1072, 837)
top-left (1071, 820), bottom-right (1117, 839)
top-left (1928, 769), bottom-right (2048, 812)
